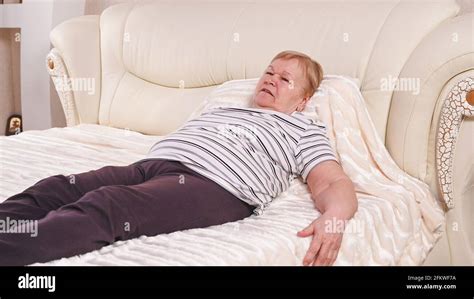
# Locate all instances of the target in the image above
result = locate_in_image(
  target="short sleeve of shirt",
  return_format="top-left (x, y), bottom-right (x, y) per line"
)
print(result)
top-left (295, 122), bottom-right (338, 183)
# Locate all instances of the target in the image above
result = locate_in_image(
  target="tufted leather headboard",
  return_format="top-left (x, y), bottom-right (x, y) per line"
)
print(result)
top-left (57, 0), bottom-right (461, 138)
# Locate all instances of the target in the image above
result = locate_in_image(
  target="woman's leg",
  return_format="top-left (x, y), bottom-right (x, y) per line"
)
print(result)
top-left (0, 160), bottom-right (255, 265)
top-left (0, 162), bottom-right (149, 221)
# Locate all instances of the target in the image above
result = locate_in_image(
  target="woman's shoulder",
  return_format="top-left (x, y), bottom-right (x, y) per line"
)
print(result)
top-left (292, 112), bottom-right (327, 129)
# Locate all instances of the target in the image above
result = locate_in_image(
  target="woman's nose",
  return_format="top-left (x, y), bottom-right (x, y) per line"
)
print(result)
top-left (266, 78), bottom-right (276, 86)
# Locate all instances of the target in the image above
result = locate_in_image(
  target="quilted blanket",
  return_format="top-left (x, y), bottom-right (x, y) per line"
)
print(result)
top-left (0, 76), bottom-right (444, 265)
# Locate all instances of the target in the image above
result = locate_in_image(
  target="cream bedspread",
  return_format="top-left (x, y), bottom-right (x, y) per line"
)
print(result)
top-left (0, 76), bottom-right (444, 265)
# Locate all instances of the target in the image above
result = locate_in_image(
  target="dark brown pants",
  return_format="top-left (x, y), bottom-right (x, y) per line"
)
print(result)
top-left (0, 159), bottom-right (254, 265)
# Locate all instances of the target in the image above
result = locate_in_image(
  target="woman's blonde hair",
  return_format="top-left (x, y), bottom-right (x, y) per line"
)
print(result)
top-left (271, 50), bottom-right (324, 98)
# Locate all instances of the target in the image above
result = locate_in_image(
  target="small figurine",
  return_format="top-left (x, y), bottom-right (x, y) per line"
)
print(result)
top-left (6, 114), bottom-right (22, 136)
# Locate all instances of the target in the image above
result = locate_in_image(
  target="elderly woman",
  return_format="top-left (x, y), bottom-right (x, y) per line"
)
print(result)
top-left (0, 50), bottom-right (357, 266)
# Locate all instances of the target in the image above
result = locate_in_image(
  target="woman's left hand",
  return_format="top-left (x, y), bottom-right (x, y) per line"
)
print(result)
top-left (297, 212), bottom-right (345, 266)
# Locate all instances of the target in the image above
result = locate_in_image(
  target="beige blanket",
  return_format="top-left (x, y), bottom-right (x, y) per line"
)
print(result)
top-left (310, 75), bottom-right (445, 264)
top-left (190, 75), bottom-right (446, 265)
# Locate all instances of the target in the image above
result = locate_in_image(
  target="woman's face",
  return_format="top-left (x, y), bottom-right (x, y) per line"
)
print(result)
top-left (252, 58), bottom-right (309, 114)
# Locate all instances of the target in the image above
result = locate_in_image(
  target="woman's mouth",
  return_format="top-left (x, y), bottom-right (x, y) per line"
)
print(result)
top-left (260, 88), bottom-right (274, 97)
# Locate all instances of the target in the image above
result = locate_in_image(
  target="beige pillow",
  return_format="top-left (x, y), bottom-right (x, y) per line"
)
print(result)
top-left (187, 75), bottom-right (361, 124)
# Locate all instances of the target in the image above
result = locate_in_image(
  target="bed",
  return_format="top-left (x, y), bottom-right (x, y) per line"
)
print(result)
top-left (0, 123), bottom-right (374, 266)
top-left (0, 75), bottom-right (453, 266)
top-left (1, 0), bottom-right (473, 265)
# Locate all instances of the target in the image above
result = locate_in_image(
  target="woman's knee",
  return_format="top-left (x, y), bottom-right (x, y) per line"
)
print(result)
top-left (60, 185), bottom-right (136, 240)
top-left (5, 175), bottom-right (72, 207)
top-left (30, 174), bottom-right (69, 189)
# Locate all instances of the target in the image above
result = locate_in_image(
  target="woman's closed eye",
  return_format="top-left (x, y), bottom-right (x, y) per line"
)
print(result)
top-left (266, 72), bottom-right (289, 83)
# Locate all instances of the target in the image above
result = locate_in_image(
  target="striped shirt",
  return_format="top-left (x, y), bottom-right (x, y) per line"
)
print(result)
top-left (140, 107), bottom-right (337, 215)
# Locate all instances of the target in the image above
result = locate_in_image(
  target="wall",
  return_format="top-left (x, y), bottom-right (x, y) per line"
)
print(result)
top-left (84, 0), bottom-right (149, 15)
top-left (458, 0), bottom-right (474, 13)
top-left (0, 0), bottom-right (84, 135)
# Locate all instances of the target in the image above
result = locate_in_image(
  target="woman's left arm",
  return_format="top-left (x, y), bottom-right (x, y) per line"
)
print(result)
top-left (297, 160), bottom-right (358, 266)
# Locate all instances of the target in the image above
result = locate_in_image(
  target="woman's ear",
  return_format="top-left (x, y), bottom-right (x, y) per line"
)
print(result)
top-left (297, 97), bottom-right (310, 112)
